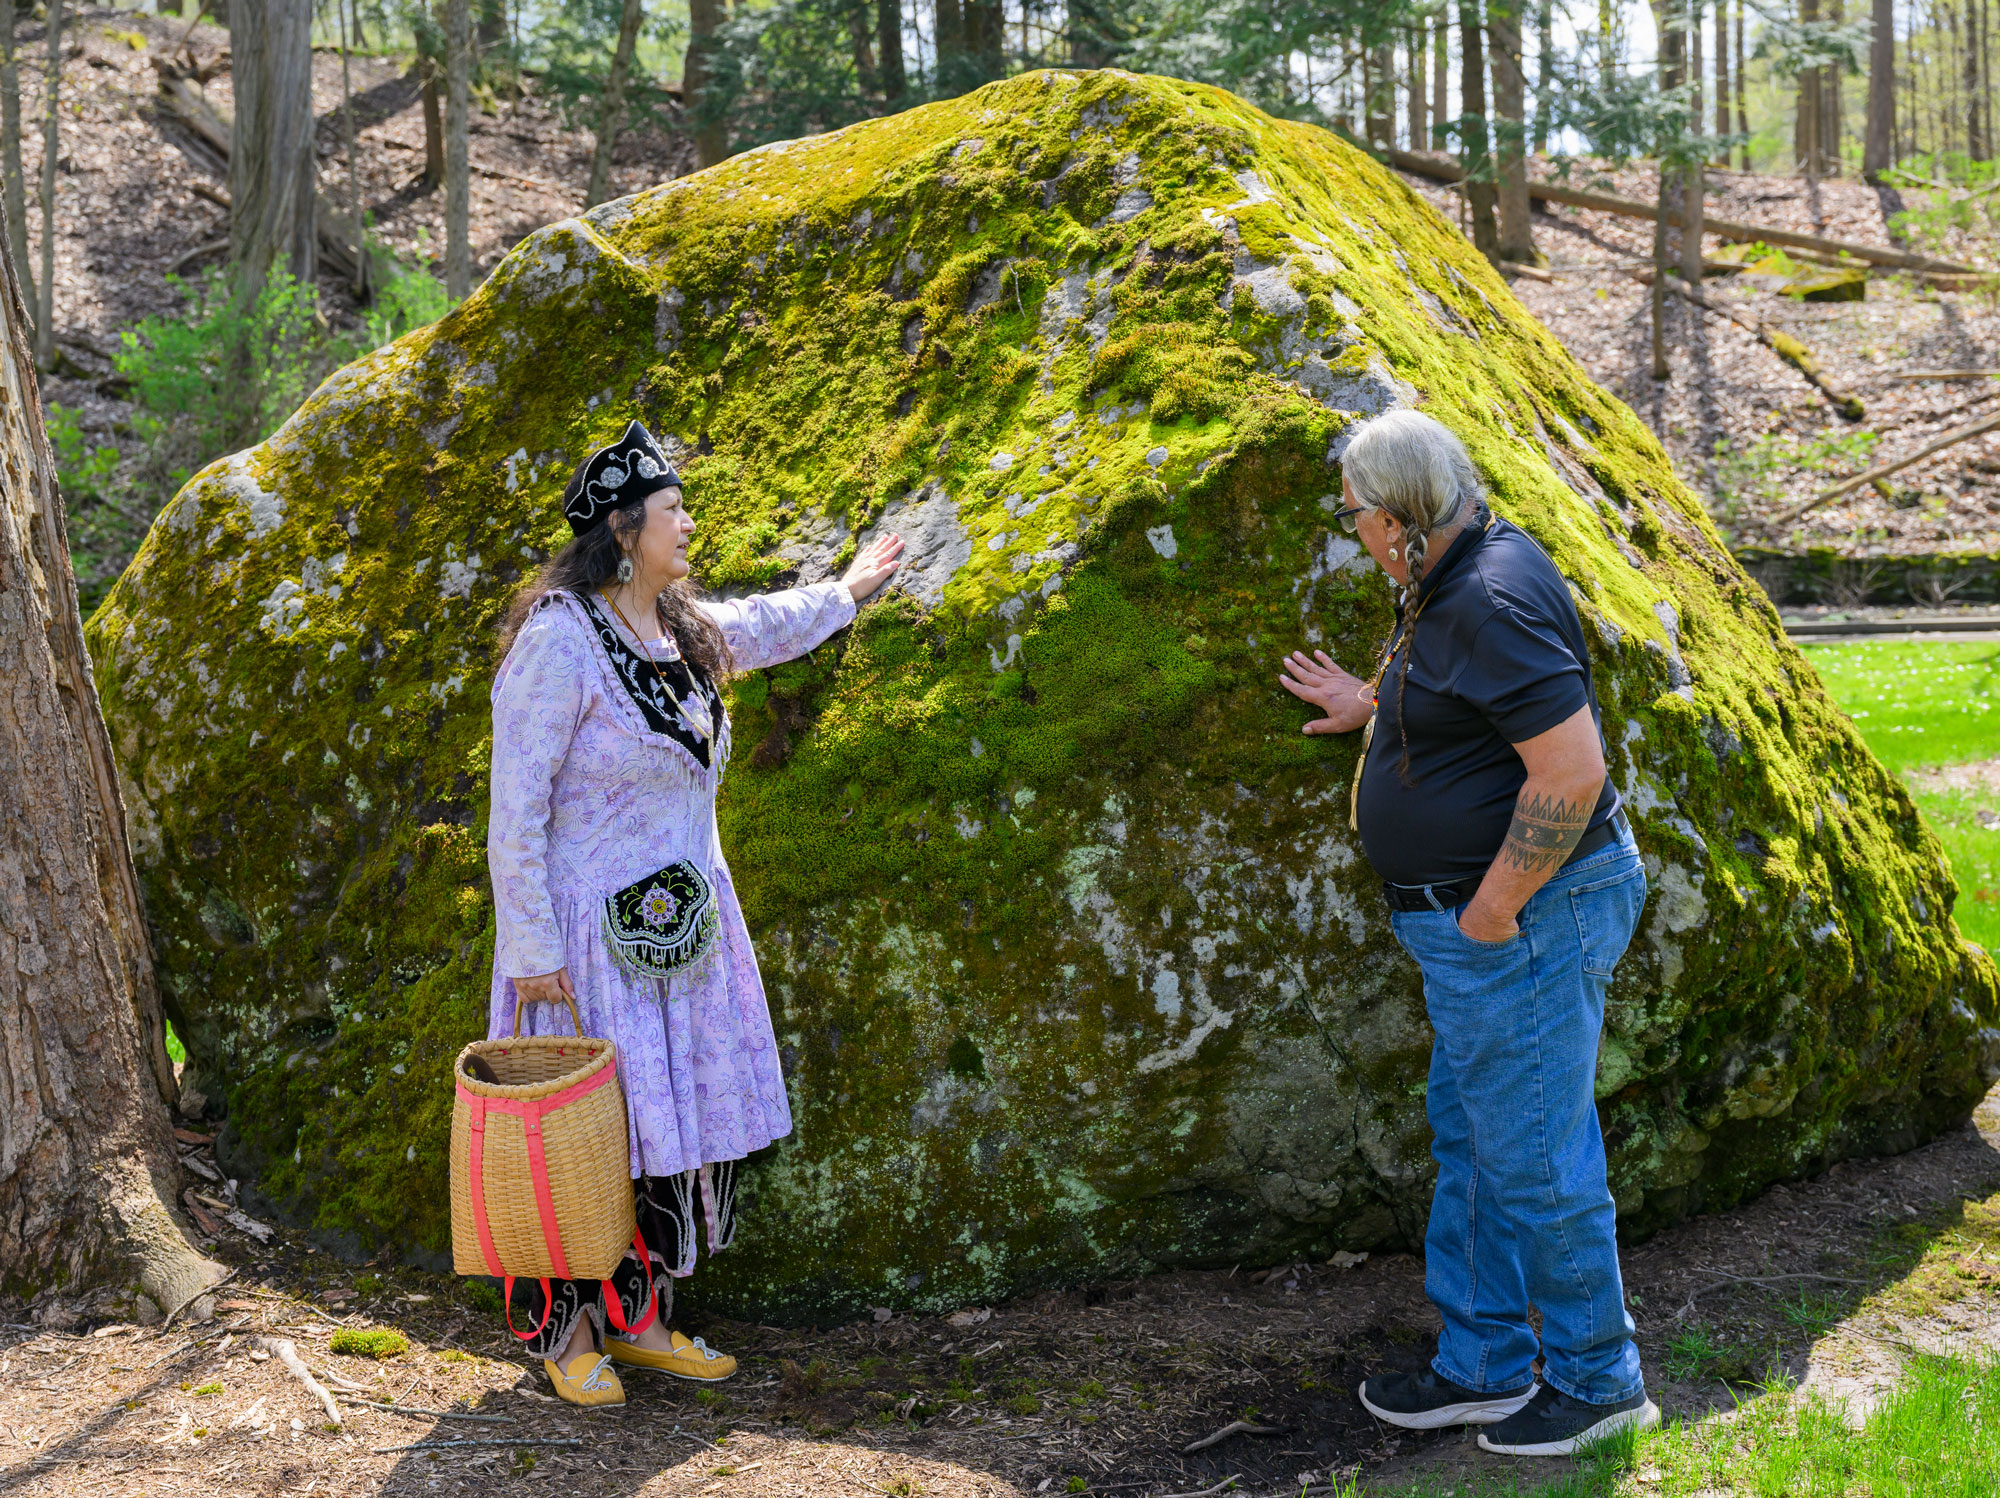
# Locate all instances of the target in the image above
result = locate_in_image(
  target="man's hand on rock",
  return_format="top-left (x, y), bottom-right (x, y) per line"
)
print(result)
top-left (1279, 648), bottom-right (1374, 735)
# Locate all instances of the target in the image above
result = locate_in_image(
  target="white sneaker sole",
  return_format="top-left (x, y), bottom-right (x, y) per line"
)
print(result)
top-left (1357, 1379), bottom-right (1537, 1430)
top-left (1477, 1397), bottom-right (1661, 1455)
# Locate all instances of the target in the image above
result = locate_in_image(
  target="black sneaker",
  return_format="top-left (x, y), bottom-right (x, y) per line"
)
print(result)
top-left (1476, 1383), bottom-right (1661, 1456)
top-left (1356, 1367), bottom-right (1536, 1430)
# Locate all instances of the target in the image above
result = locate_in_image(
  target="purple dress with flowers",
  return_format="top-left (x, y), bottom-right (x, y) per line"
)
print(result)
top-left (486, 582), bottom-right (855, 1271)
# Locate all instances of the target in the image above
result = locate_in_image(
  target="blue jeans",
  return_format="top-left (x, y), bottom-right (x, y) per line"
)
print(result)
top-left (1389, 827), bottom-right (1647, 1405)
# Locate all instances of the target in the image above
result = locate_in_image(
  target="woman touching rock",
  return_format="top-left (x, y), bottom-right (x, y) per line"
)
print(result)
top-left (487, 422), bottom-right (903, 1405)
top-left (1279, 410), bottom-right (1658, 1458)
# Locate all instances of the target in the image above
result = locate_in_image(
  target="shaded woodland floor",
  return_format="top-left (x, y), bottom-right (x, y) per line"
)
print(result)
top-left (1398, 161), bottom-right (2000, 563)
top-left (0, 1084), bottom-right (1991, 1497)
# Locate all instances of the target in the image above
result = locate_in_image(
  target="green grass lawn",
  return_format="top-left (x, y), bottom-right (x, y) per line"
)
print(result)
top-left (1800, 639), bottom-right (2000, 953)
top-left (1364, 1353), bottom-right (2000, 1496)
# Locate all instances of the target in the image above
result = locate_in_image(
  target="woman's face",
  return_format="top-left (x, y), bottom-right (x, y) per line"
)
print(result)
top-left (626, 485), bottom-right (696, 585)
top-left (1346, 474), bottom-right (1407, 586)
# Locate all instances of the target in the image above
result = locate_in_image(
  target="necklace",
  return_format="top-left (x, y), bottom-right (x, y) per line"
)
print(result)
top-left (600, 589), bottom-right (709, 742)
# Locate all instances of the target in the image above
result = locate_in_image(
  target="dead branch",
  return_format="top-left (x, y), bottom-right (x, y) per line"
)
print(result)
top-left (1387, 148), bottom-right (1977, 274)
top-left (1181, 1419), bottom-right (1288, 1453)
top-left (370, 1437), bottom-right (582, 1454)
top-left (1774, 411), bottom-right (2000, 521)
top-left (338, 1399), bottom-right (515, 1422)
top-left (1626, 268), bottom-right (1865, 420)
top-left (256, 1337), bottom-right (342, 1426)
top-left (158, 1266), bottom-right (235, 1332)
top-left (1885, 369), bottom-right (2000, 381)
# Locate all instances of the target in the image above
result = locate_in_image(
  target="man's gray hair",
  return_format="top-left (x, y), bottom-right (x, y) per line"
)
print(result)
top-left (1340, 410), bottom-right (1484, 536)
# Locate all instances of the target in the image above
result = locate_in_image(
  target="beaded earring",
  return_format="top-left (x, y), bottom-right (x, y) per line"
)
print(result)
top-left (617, 556), bottom-right (635, 583)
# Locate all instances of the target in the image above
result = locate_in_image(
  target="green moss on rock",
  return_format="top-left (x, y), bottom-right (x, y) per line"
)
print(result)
top-left (89, 70), bottom-right (1999, 1320)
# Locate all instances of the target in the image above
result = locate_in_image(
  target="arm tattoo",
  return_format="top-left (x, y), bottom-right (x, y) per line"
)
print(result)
top-left (1499, 790), bottom-right (1593, 874)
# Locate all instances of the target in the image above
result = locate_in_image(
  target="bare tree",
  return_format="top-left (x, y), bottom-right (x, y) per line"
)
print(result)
top-left (1864, 0), bottom-right (1895, 178)
top-left (228, 0), bottom-right (315, 302)
top-left (1408, 24), bottom-right (1427, 151)
top-left (0, 229), bottom-right (225, 1324)
top-left (1533, 0), bottom-right (1553, 153)
top-left (33, 0), bottom-right (56, 370)
top-left (339, 0), bottom-right (366, 298)
top-left (1459, 0), bottom-right (1501, 262)
top-left (1715, 0), bottom-right (1731, 161)
top-left (1432, 17), bottom-right (1449, 146)
top-left (684, 0), bottom-right (726, 167)
top-left (0, 0), bottom-right (26, 337)
top-left (1488, 0), bottom-right (1538, 262)
top-left (1683, 0), bottom-right (1704, 286)
top-left (878, 0), bottom-right (907, 102)
top-left (1367, 39), bottom-right (1394, 147)
top-left (445, 0), bottom-right (471, 297)
top-left (585, 0), bottom-right (643, 208)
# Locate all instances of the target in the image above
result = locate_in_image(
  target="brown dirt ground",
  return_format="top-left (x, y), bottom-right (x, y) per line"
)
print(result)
top-left (0, 1083), bottom-right (1991, 1498)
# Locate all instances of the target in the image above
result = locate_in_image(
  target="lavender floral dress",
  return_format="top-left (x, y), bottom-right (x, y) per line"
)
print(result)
top-left (487, 581), bottom-right (855, 1276)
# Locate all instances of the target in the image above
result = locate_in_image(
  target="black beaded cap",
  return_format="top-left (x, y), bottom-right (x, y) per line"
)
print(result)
top-left (562, 421), bottom-right (682, 536)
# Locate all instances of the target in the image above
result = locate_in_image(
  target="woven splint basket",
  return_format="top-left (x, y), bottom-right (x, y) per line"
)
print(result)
top-left (450, 994), bottom-right (636, 1282)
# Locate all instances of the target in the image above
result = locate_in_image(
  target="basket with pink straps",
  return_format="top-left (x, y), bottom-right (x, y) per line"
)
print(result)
top-left (449, 994), bottom-right (656, 1341)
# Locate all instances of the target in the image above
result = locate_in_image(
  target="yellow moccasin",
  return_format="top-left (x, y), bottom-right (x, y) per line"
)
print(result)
top-left (607, 1328), bottom-right (738, 1382)
top-left (544, 1350), bottom-right (626, 1406)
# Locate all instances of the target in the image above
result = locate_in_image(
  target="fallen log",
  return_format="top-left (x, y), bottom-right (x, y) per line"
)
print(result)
top-left (1775, 409), bottom-right (2000, 523)
top-left (1386, 148), bottom-right (1978, 276)
top-left (1627, 267), bottom-right (1865, 420)
top-left (153, 65), bottom-right (393, 292)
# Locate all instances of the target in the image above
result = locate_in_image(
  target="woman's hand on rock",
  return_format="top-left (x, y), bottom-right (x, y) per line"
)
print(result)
top-left (1279, 649), bottom-right (1374, 734)
top-left (514, 967), bottom-right (575, 1007)
top-left (842, 532), bottom-right (907, 604)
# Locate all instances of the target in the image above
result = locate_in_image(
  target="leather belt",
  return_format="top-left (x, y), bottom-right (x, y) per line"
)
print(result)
top-left (1380, 813), bottom-right (1627, 913)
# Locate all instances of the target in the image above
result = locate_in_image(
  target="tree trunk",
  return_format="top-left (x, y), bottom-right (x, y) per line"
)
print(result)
top-left (420, 60), bottom-right (444, 190)
top-left (1683, 0), bottom-right (1704, 285)
top-left (684, 0), bottom-right (727, 168)
top-left (1367, 41), bottom-right (1393, 147)
top-left (339, 0), bottom-right (365, 298)
top-left (965, 0), bottom-right (1003, 82)
top-left (1487, 0), bottom-right (1537, 262)
top-left (0, 0), bottom-right (28, 331)
top-left (476, 0), bottom-right (507, 53)
top-left (1533, 0), bottom-right (1552, 153)
top-left (1431, 18), bottom-right (1448, 147)
top-left (1864, 0), bottom-right (1895, 178)
top-left (1823, 0), bottom-right (1845, 173)
top-left (1407, 26), bottom-right (1426, 152)
top-left (1600, 0), bottom-right (1615, 84)
top-left (444, 0), bottom-right (471, 292)
top-left (848, 1), bottom-right (879, 96)
top-left (1714, 0), bottom-right (1731, 161)
top-left (1735, 0), bottom-right (1748, 164)
top-left (0, 227), bottom-right (225, 1321)
top-left (1652, 175), bottom-right (1670, 378)
top-left (1796, 0), bottom-right (1820, 176)
top-left (935, 0), bottom-right (965, 91)
top-left (33, 0), bottom-right (56, 372)
top-left (228, 0), bottom-right (316, 303)
top-left (1458, 0), bottom-right (1501, 263)
top-left (877, 0), bottom-right (905, 101)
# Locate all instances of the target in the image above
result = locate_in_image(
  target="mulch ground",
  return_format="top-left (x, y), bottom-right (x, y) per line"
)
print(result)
top-left (0, 1083), bottom-right (1992, 1497)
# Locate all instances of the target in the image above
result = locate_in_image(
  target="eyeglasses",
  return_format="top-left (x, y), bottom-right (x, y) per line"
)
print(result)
top-left (1332, 503), bottom-right (1371, 536)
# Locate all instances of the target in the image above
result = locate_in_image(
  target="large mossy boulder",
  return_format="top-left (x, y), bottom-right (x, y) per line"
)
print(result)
top-left (90, 70), bottom-right (1998, 1319)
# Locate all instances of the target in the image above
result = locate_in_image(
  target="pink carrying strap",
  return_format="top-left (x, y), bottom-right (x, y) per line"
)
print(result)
top-left (600, 1228), bottom-right (659, 1337)
top-left (460, 1058), bottom-right (621, 1340)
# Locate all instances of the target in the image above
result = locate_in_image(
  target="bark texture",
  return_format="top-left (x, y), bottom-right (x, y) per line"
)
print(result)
top-left (585, 0), bottom-right (644, 210)
top-left (227, 0), bottom-right (316, 300)
top-left (684, 0), bottom-right (727, 169)
top-left (1459, 0), bottom-right (1501, 264)
top-left (444, 0), bottom-right (471, 296)
top-left (0, 229), bottom-right (218, 1313)
top-left (33, 0), bottom-right (55, 370)
top-left (1864, 0), bottom-right (1894, 181)
top-left (0, 0), bottom-right (30, 328)
top-left (877, 0), bottom-right (907, 101)
top-left (1487, 0), bottom-right (1536, 262)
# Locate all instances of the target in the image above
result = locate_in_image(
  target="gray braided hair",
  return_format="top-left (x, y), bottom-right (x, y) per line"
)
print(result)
top-left (1341, 411), bottom-right (1485, 783)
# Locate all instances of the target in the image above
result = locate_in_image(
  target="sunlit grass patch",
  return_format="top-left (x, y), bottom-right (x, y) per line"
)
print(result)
top-left (1368, 1354), bottom-right (2000, 1496)
top-left (1800, 638), bottom-right (2000, 950)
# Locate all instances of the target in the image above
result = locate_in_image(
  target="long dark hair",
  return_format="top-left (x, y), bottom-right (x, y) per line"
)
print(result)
top-left (499, 491), bottom-right (733, 680)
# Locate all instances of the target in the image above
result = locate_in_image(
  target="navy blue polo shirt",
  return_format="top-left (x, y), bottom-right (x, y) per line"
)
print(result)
top-left (1354, 511), bottom-right (1620, 887)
